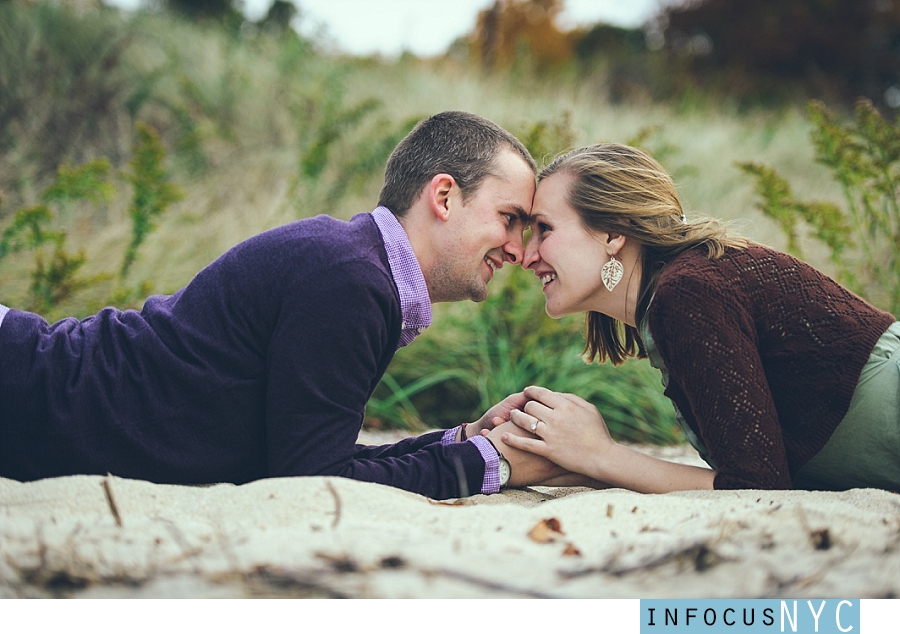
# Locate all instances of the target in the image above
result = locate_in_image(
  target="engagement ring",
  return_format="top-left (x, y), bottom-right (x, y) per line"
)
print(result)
top-left (530, 420), bottom-right (540, 432)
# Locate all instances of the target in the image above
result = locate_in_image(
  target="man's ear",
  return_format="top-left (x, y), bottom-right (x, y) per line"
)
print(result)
top-left (427, 173), bottom-right (456, 222)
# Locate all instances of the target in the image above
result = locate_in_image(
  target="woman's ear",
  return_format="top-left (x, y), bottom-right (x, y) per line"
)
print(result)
top-left (605, 232), bottom-right (628, 256)
top-left (427, 173), bottom-right (456, 222)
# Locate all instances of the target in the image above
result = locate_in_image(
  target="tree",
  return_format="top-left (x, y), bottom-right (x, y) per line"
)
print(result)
top-left (470, 0), bottom-right (573, 72)
top-left (659, 0), bottom-right (900, 107)
top-left (161, 0), bottom-right (240, 22)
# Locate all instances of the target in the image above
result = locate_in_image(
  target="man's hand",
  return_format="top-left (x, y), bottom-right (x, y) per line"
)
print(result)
top-left (463, 391), bottom-right (528, 440)
top-left (486, 421), bottom-right (567, 487)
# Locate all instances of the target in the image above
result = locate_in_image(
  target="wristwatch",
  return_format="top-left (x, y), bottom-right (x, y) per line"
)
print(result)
top-left (487, 438), bottom-right (511, 488)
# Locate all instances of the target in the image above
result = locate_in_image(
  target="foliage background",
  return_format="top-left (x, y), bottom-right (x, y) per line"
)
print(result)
top-left (2, 0), bottom-right (895, 444)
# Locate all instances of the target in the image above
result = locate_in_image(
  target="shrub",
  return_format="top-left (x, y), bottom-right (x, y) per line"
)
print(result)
top-left (0, 123), bottom-right (181, 318)
top-left (121, 123), bottom-right (184, 280)
top-left (512, 110), bottom-right (576, 167)
top-left (0, 160), bottom-right (116, 315)
top-left (367, 268), bottom-right (681, 445)
top-left (738, 98), bottom-right (900, 314)
top-left (0, 1), bottom-right (137, 199)
top-left (289, 73), bottom-right (422, 216)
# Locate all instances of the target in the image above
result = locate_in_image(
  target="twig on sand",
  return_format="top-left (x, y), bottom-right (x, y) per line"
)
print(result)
top-left (561, 541), bottom-right (726, 578)
top-left (101, 475), bottom-right (123, 527)
top-left (326, 481), bottom-right (342, 529)
top-left (427, 567), bottom-right (561, 598)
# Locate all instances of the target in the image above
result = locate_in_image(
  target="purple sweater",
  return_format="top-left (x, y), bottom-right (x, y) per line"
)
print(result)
top-left (0, 213), bottom-right (485, 499)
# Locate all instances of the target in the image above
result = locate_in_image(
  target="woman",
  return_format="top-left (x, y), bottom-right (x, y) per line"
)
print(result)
top-left (499, 143), bottom-right (900, 492)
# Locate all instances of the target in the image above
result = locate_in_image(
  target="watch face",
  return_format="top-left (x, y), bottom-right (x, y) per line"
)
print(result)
top-left (498, 458), bottom-right (511, 486)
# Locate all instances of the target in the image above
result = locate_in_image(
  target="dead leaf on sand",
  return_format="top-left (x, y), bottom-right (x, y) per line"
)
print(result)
top-left (428, 498), bottom-right (471, 506)
top-left (528, 517), bottom-right (565, 543)
top-left (562, 543), bottom-right (582, 557)
top-left (810, 528), bottom-right (832, 550)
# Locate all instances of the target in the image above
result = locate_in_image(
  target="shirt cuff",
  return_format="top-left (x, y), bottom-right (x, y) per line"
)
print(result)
top-left (441, 426), bottom-right (500, 494)
top-left (441, 426), bottom-right (460, 445)
top-left (470, 435), bottom-right (500, 494)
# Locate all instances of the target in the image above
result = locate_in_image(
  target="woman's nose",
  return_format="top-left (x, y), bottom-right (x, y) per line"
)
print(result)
top-left (522, 238), bottom-right (541, 269)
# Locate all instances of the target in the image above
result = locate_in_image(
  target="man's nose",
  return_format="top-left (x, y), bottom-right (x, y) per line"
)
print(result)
top-left (503, 233), bottom-right (525, 265)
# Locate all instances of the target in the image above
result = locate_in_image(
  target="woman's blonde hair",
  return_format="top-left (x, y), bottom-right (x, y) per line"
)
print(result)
top-left (539, 143), bottom-right (750, 365)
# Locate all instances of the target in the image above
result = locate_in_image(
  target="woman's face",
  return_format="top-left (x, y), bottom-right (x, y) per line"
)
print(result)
top-left (523, 172), bottom-right (611, 318)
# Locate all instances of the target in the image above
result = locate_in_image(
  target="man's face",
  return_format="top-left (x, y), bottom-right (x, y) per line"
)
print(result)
top-left (431, 150), bottom-right (535, 302)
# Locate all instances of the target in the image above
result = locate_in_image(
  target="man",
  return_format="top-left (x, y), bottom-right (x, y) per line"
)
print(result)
top-left (0, 111), bottom-right (561, 499)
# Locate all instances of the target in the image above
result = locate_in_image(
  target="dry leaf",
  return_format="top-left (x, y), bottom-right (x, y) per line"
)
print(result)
top-left (810, 528), bottom-right (832, 550)
top-left (562, 543), bottom-right (582, 557)
top-left (428, 498), bottom-right (470, 506)
top-left (528, 517), bottom-right (565, 543)
top-left (379, 555), bottom-right (406, 569)
top-left (315, 551), bottom-right (358, 572)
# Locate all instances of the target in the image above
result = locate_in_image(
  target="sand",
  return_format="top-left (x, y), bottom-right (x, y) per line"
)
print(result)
top-left (1, 436), bottom-right (898, 598)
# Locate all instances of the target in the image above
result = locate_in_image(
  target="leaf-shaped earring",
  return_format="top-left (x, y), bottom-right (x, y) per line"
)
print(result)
top-left (601, 254), bottom-right (624, 292)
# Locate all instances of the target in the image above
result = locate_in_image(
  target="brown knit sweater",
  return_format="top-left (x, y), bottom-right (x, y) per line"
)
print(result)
top-left (646, 244), bottom-right (895, 489)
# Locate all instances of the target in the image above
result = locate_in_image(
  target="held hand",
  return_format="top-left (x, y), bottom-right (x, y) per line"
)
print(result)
top-left (500, 385), bottom-right (615, 478)
top-left (486, 421), bottom-right (567, 487)
top-left (466, 391), bottom-right (528, 439)
top-left (534, 473), bottom-right (612, 489)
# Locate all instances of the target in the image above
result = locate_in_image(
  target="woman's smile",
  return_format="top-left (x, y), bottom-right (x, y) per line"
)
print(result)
top-left (523, 172), bottom-right (612, 318)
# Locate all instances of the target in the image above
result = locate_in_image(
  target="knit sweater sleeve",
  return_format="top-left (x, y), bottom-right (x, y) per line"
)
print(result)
top-left (648, 269), bottom-right (793, 490)
top-left (264, 258), bottom-right (485, 500)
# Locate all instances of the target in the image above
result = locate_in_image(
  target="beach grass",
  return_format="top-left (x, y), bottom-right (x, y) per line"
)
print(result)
top-left (0, 3), bottom-right (851, 442)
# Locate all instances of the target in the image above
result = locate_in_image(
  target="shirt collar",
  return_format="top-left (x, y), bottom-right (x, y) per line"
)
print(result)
top-left (371, 206), bottom-right (433, 348)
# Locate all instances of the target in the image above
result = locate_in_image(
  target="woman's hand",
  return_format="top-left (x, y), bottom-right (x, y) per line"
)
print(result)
top-left (484, 421), bottom-right (568, 487)
top-left (533, 472), bottom-right (613, 489)
top-left (463, 391), bottom-right (529, 440)
top-left (500, 385), bottom-right (614, 477)
top-left (502, 385), bottom-right (716, 494)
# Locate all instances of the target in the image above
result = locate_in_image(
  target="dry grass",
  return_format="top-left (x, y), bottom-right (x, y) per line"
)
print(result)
top-left (1, 7), bottom-right (848, 312)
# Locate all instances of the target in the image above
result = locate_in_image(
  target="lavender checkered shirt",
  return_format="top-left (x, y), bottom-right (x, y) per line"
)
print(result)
top-left (441, 429), bottom-right (502, 494)
top-left (371, 206), bottom-right (432, 348)
top-left (372, 207), bottom-right (501, 494)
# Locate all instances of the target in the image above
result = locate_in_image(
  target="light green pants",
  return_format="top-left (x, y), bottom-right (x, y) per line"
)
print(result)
top-left (794, 321), bottom-right (900, 491)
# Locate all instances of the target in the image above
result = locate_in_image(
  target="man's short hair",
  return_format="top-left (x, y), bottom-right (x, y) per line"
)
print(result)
top-left (377, 111), bottom-right (536, 217)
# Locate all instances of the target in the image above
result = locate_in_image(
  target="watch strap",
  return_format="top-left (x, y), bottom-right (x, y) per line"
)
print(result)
top-left (485, 438), bottom-right (511, 487)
